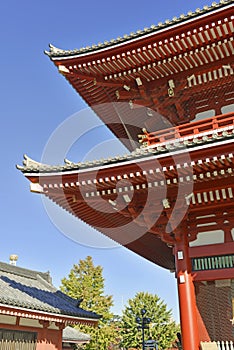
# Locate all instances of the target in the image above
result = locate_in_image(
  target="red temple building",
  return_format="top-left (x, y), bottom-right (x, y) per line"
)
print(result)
top-left (18, 1), bottom-right (234, 349)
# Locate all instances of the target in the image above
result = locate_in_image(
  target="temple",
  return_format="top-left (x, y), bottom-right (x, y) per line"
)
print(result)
top-left (18, 1), bottom-right (234, 349)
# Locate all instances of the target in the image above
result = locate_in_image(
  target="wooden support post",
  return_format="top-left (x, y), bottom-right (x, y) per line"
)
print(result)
top-left (174, 232), bottom-right (200, 350)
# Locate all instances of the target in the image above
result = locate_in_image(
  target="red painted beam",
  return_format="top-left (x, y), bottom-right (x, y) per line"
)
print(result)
top-left (192, 267), bottom-right (234, 281)
top-left (189, 242), bottom-right (234, 258)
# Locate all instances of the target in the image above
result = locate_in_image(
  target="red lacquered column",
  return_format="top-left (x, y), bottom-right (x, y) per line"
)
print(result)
top-left (174, 232), bottom-right (200, 350)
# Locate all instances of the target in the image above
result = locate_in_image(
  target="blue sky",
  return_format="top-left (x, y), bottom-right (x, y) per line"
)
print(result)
top-left (0, 0), bottom-right (216, 322)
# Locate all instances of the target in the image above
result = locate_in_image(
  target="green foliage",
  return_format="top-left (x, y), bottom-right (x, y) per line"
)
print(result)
top-left (120, 292), bottom-right (179, 350)
top-left (60, 256), bottom-right (119, 350)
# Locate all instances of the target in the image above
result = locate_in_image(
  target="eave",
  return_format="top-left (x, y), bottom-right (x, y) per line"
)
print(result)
top-left (0, 304), bottom-right (99, 325)
top-left (46, 1), bottom-right (233, 60)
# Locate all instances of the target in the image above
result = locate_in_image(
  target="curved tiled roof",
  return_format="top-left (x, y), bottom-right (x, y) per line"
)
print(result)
top-left (45, 0), bottom-right (233, 58)
top-left (0, 262), bottom-right (99, 320)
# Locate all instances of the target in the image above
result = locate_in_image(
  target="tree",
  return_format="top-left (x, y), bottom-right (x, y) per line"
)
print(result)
top-left (120, 292), bottom-right (179, 350)
top-left (60, 256), bottom-right (119, 350)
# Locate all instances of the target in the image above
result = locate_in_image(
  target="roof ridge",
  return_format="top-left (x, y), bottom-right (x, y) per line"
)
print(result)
top-left (45, 0), bottom-right (233, 58)
top-left (0, 261), bottom-right (51, 283)
top-left (17, 128), bottom-right (234, 174)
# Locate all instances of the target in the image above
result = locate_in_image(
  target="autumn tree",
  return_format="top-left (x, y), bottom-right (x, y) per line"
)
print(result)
top-left (60, 256), bottom-right (119, 350)
top-left (120, 291), bottom-right (179, 350)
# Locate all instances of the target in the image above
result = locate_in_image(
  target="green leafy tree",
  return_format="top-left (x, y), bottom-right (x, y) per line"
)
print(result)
top-left (60, 256), bottom-right (119, 350)
top-left (120, 292), bottom-right (179, 350)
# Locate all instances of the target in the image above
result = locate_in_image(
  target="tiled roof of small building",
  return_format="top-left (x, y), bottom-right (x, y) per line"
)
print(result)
top-left (62, 326), bottom-right (91, 343)
top-left (45, 0), bottom-right (233, 58)
top-left (0, 262), bottom-right (99, 319)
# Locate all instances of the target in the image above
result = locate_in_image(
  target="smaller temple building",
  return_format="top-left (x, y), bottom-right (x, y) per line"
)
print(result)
top-left (62, 326), bottom-right (91, 349)
top-left (0, 259), bottom-right (99, 350)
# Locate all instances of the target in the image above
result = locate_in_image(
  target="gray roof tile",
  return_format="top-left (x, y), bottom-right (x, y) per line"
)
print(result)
top-left (0, 262), bottom-right (99, 320)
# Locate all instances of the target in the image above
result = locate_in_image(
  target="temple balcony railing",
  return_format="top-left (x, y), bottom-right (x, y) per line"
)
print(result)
top-left (192, 254), bottom-right (234, 272)
top-left (138, 112), bottom-right (234, 147)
